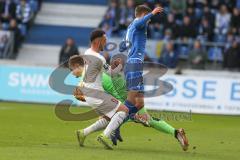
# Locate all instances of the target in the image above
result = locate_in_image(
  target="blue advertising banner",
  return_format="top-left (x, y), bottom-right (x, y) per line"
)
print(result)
top-left (0, 65), bottom-right (81, 104)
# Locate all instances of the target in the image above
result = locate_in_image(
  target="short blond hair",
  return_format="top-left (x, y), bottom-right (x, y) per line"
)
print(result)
top-left (68, 55), bottom-right (84, 68)
top-left (135, 5), bottom-right (152, 17)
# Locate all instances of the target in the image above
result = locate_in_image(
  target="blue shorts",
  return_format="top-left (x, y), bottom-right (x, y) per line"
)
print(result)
top-left (124, 58), bottom-right (144, 92)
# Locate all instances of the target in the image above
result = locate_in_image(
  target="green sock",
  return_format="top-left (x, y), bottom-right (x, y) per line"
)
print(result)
top-left (136, 108), bottom-right (176, 136)
top-left (128, 107), bottom-right (176, 137)
top-left (149, 118), bottom-right (176, 136)
top-left (138, 107), bottom-right (148, 114)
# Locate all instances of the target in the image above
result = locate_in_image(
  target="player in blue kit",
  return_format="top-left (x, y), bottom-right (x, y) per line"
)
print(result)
top-left (97, 5), bottom-right (163, 148)
top-left (122, 5), bottom-right (161, 117)
top-left (99, 5), bottom-right (188, 150)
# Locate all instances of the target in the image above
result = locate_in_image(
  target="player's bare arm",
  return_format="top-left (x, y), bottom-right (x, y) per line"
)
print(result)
top-left (151, 6), bottom-right (164, 15)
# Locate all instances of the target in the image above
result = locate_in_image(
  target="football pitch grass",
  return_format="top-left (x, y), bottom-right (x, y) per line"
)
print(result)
top-left (0, 102), bottom-right (239, 160)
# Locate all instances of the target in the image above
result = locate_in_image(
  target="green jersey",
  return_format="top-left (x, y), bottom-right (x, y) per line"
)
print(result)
top-left (102, 73), bottom-right (127, 102)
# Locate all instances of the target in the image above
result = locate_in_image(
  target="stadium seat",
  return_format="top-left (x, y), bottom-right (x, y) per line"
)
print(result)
top-left (208, 47), bottom-right (223, 62)
top-left (177, 45), bottom-right (191, 59)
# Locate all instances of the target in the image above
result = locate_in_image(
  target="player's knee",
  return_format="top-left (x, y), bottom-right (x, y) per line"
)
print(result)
top-left (117, 104), bottom-right (129, 114)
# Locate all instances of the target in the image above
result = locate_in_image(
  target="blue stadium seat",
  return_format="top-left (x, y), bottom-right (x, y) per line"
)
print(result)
top-left (18, 24), bottom-right (27, 36)
top-left (208, 47), bottom-right (223, 62)
top-left (214, 34), bottom-right (226, 43)
top-left (29, 0), bottom-right (39, 12)
top-left (2, 23), bottom-right (10, 31)
top-left (177, 45), bottom-right (190, 59)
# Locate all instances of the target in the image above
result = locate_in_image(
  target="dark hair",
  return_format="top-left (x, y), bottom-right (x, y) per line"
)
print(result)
top-left (135, 5), bottom-right (152, 17)
top-left (68, 55), bottom-right (84, 68)
top-left (90, 29), bottom-right (106, 42)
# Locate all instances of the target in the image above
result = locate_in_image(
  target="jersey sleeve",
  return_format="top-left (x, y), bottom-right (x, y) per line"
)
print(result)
top-left (97, 58), bottom-right (104, 71)
top-left (134, 13), bottom-right (153, 29)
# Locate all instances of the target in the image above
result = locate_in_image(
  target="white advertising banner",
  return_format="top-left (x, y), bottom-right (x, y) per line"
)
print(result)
top-left (145, 75), bottom-right (240, 115)
top-left (0, 65), bottom-right (239, 115)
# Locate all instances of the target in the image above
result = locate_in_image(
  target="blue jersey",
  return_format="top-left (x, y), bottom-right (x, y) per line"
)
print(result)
top-left (125, 13), bottom-right (153, 61)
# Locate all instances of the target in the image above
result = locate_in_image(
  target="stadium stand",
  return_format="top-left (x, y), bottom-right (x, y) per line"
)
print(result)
top-left (1, 0), bottom-right (239, 71)
top-left (16, 0), bottom-right (107, 65)
top-left (99, 0), bottom-right (240, 71)
top-left (0, 0), bottom-right (41, 59)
